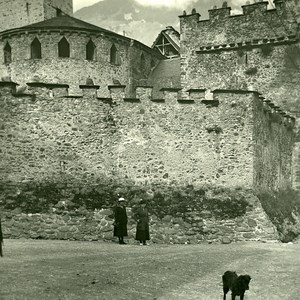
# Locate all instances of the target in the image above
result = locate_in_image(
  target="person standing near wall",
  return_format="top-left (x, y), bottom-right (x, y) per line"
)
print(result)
top-left (113, 197), bottom-right (128, 245)
top-left (134, 199), bottom-right (150, 246)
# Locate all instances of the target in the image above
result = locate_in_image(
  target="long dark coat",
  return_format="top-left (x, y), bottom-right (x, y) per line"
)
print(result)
top-left (134, 207), bottom-right (150, 241)
top-left (113, 205), bottom-right (128, 237)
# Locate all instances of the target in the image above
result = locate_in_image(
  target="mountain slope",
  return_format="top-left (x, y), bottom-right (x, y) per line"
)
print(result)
top-left (74, 0), bottom-right (272, 46)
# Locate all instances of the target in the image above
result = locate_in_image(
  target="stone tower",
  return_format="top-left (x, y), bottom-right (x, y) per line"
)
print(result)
top-left (0, 0), bottom-right (73, 32)
top-left (274, 0), bottom-right (300, 23)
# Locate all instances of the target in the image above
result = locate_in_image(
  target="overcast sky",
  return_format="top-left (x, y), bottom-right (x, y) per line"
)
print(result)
top-left (73, 0), bottom-right (272, 12)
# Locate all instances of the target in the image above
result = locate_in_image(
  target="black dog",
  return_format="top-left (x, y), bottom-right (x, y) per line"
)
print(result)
top-left (222, 271), bottom-right (251, 300)
top-left (0, 218), bottom-right (3, 257)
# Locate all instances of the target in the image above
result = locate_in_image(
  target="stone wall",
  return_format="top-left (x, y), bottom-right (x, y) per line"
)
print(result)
top-left (0, 81), bottom-right (297, 242)
top-left (180, 2), bottom-right (297, 49)
top-left (179, 2), bottom-right (300, 190)
top-left (1, 194), bottom-right (279, 244)
top-left (0, 0), bottom-right (73, 32)
top-left (0, 31), bottom-right (160, 97)
top-left (0, 82), bottom-right (294, 189)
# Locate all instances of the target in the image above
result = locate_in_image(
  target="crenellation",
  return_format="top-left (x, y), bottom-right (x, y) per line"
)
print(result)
top-left (79, 84), bottom-right (100, 98)
top-left (0, 81), bottom-right (18, 94)
top-left (241, 1), bottom-right (269, 15)
top-left (208, 7), bottom-right (231, 20)
top-left (187, 88), bottom-right (206, 101)
top-left (160, 87), bottom-right (182, 103)
top-left (48, 83), bottom-right (69, 97)
top-left (26, 82), bottom-right (51, 98)
top-left (108, 85), bottom-right (126, 104)
top-left (136, 86), bottom-right (153, 102)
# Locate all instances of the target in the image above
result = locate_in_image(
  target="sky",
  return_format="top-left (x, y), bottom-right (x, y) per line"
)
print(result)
top-left (73, 0), bottom-right (273, 12)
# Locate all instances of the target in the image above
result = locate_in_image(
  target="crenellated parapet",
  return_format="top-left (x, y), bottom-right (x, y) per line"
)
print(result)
top-left (0, 80), bottom-right (296, 192)
top-left (0, 80), bottom-right (296, 130)
top-left (180, 1), bottom-right (298, 48)
top-left (196, 35), bottom-right (298, 53)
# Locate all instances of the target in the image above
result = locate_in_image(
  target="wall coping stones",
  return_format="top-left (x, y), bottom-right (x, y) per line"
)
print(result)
top-left (124, 98), bottom-right (141, 103)
top-left (27, 82), bottom-right (49, 88)
top-left (196, 36), bottom-right (298, 54)
top-left (160, 87), bottom-right (182, 92)
top-left (177, 99), bottom-right (195, 104)
top-left (65, 95), bottom-right (83, 99)
top-left (151, 98), bottom-right (165, 102)
top-left (136, 85), bottom-right (154, 88)
top-left (79, 85), bottom-right (100, 89)
top-left (187, 88), bottom-right (206, 93)
top-left (108, 85), bottom-right (126, 90)
top-left (47, 83), bottom-right (70, 89)
top-left (12, 93), bottom-right (34, 98)
top-left (0, 81), bottom-right (19, 87)
top-left (213, 89), bottom-right (261, 95)
top-left (201, 99), bottom-right (219, 107)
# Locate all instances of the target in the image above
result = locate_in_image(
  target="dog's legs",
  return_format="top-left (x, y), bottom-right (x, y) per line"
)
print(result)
top-left (231, 293), bottom-right (236, 300)
top-left (223, 287), bottom-right (229, 300)
top-left (240, 292), bottom-right (245, 300)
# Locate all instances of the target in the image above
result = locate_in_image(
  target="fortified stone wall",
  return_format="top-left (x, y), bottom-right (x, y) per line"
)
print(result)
top-left (180, 2), bottom-right (297, 49)
top-left (181, 39), bottom-right (300, 112)
top-left (0, 81), bottom-right (296, 242)
top-left (179, 2), bottom-right (300, 190)
top-left (0, 31), bottom-right (160, 97)
top-left (0, 81), bottom-right (294, 189)
top-left (1, 203), bottom-right (279, 244)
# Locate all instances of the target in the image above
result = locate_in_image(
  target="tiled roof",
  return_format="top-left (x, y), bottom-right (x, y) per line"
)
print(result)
top-left (22, 15), bottom-right (119, 36)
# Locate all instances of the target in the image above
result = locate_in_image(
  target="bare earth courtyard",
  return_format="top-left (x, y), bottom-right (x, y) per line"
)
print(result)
top-left (0, 240), bottom-right (299, 300)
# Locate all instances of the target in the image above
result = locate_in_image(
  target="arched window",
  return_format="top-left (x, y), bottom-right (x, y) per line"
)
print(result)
top-left (56, 8), bottom-right (62, 16)
top-left (140, 53), bottom-right (146, 69)
top-left (4, 42), bottom-right (12, 64)
top-left (31, 38), bottom-right (41, 59)
top-left (86, 39), bottom-right (95, 60)
top-left (110, 44), bottom-right (120, 65)
top-left (58, 37), bottom-right (70, 58)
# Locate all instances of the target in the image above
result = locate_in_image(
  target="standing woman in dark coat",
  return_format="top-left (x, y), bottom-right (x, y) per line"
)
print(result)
top-left (0, 217), bottom-right (3, 257)
top-left (135, 199), bottom-right (150, 245)
top-left (113, 197), bottom-right (128, 244)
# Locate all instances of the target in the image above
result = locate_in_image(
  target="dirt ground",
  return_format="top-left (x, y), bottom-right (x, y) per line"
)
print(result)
top-left (0, 239), bottom-right (299, 300)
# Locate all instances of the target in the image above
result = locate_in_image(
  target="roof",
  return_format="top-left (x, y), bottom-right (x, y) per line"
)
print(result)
top-left (0, 15), bottom-right (163, 58)
top-left (22, 15), bottom-right (113, 34)
top-left (152, 26), bottom-right (181, 56)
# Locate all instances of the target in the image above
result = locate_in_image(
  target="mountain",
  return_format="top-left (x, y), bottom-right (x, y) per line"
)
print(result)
top-left (74, 0), bottom-right (222, 46)
top-left (74, 0), bottom-right (272, 47)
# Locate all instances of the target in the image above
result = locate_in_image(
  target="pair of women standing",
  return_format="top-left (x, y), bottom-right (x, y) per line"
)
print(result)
top-left (113, 197), bottom-right (150, 245)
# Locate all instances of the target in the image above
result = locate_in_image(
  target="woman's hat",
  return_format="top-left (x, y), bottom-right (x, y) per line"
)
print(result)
top-left (118, 197), bottom-right (125, 202)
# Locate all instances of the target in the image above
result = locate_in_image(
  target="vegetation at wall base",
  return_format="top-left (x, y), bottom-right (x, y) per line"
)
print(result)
top-left (258, 188), bottom-right (300, 242)
top-left (0, 178), bottom-right (250, 221)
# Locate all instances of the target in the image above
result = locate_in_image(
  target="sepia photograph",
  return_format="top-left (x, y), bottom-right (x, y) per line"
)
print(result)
top-left (0, 0), bottom-right (300, 299)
